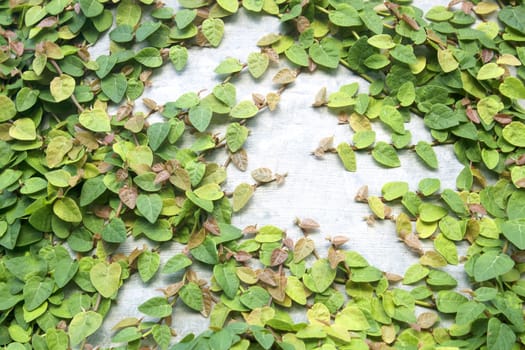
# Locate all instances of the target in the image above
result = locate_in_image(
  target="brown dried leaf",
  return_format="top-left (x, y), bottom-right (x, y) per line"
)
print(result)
top-left (251, 168), bottom-right (273, 183)
top-left (466, 106), bottom-right (480, 124)
top-left (328, 235), bottom-right (350, 247)
top-left (494, 113), bottom-right (513, 125)
top-left (354, 185), bottom-right (369, 202)
top-left (143, 98), bottom-right (159, 111)
top-left (201, 287), bottom-right (212, 317)
top-left (234, 251), bottom-right (252, 262)
top-left (312, 87), bottom-right (327, 107)
top-left (293, 237), bottom-right (315, 263)
top-left (203, 217), bottom-right (221, 235)
top-left (272, 68), bottom-right (297, 85)
top-left (296, 15), bottom-right (310, 33)
top-left (270, 248), bottom-right (288, 267)
top-left (119, 185), bottom-right (138, 209)
top-left (127, 246), bottom-right (146, 265)
top-left (274, 173), bottom-right (287, 185)
top-left (231, 149), bottom-right (248, 171)
top-left (38, 16), bottom-right (58, 28)
top-left (252, 93), bottom-right (265, 108)
top-left (161, 281), bottom-right (185, 297)
top-left (296, 218), bottom-right (320, 231)
top-left (416, 312), bottom-right (439, 329)
top-left (262, 47), bottom-right (279, 63)
top-left (480, 49), bottom-right (494, 64)
top-left (385, 272), bottom-right (403, 282)
top-left (154, 170), bottom-right (171, 184)
top-left (242, 225), bottom-right (258, 235)
top-left (187, 228), bottom-right (206, 250)
top-left (327, 247), bottom-right (345, 269)
top-left (93, 205), bottom-right (112, 219)
top-left (401, 14), bottom-right (419, 30)
top-left (266, 92), bottom-right (280, 111)
top-left (403, 233), bottom-right (424, 256)
top-left (169, 169), bottom-right (191, 193)
top-left (267, 274), bottom-right (287, 302)
top-left (257, 269), bottom-right (277, 287)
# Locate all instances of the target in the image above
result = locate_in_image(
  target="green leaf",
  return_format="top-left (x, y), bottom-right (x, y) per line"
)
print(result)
top-left (217, 0), bottom-right (239, 13)
top-left (101, 218), bottom-right (127, 243)
top-left (329, 5), bottom-right (361, 27)
top-left (285, 45), bottom-right (309, 67)
top-left (487, 317), bottom-right (516, 350)
top-left (15, 87), bottom-right (39, 112)
top-left (379, 105), bottom-right (405, 134)
top-left (232, 183), bottom-right (254, 212)
top-left (213, 83), bottom-right (236, 107)
top-left (147, 122), bottom-right (171, 151)
top-left (455, 301), bottom-right (486, 325)
top-left (116, 0), bottom-right (141, 26)
top-left (180, 282), bottom-right (203, 311)
top-left (175, 9), bottom-right (196, 28)
top-left (136, 194), bottom-right (163, 224)
top-left (499, 76), bottom-right (525, 99)
top-left (195, 183), bottom-right (224, 201)
top-left (213, 261), bottom-right (239, 299)
top-left (215, 58), bottom-right (243, 75)
top-left (243, 0), bottom-right (263, 12)
top-left (54, 255), bottom-right (79, 288)
top-left (101, 73), bottom-right (127, 104)
top-left (302, 259), bottom-right (336, 293)
top-left (79, 0), bottom-right (104, 17)
top-left (45, 169), bottom-right (71, 187)
top-left (46, 135), bottom-right (73, 168)
top-left (169, 45), bottom-right (188, 71)
top-left (163, 253), bottom-right (192, 274)
top-left (371, 142), bottom-right (400, 168)
top-left (382, 181), bottom-right (409, 201)
top-left (230, 100), bottom-right (258, 119)
top-left (502, 121), bottom-right (525, 147)
top-left (240, 286), bottom-right (271, 309)
top-left (152, 324), bottom-right (172, 350)
top-left (424, 104), bottom-right (459, 130)
top-left (368, 34), bottom-right (395, 49)
top-left (202, 18), bottom-right (224, 47)
top-left (437, 48), bottom-right (459, 72)
top-left (403, 264), bottom-right (429, 285)
top-left (0, 95), bottom-right (16, 122)
top-left (364, 54), bottom-right (390, 69)
top-left (135, 47), bottom-right (163, 68)
top-left (79, 109), bottom-right (111, 133)
top-left (247, 52), bottom-right (269, 78)
top-left (136, 21), bottom-right (161, 41)
top-left (477, 95), bottom-right (504, 125)
top-left (419, 203), bottom-right (447, 222)
top-left (9, 118), bottom-right (36, 141)
top-left (80, 176), bottom-right (106, 206)
top-left (473, 251), bottom-right (514, 282)
top-left (501, 219), bottom-right (525, 249)
top-left (397, 81), bottom-right (415, 107)
top-left (190, 237), bottom-right (219, 265)
top-left (50, 74), bottom-right (75, 102)
top-left (498, 5), bottom-right (525, 34)
top-left (390, 44), bottom-right (417, 65)
top-left (226, 122), bottom-right (248, 152)
top-left (53, 198), bottom-right (82, 223)
top-left (90, 262), bottom-right (122, 298)
top-left (23, 276), bottom-right (54, 311)
top-left (69, 311), bottom-right (103, 345)
top-left (415, 141), bottom-right (438, 169)
top-left (138, 297), bottom-right (172, 318)
top-left (336, 142), bottom-right (356, 172)
top-left (138, 251), bottom-right (160, 283)
top-left (189, 105), bottom-right (213, 132)
top-left (436, 291), bottom-right (467, 313)
top-left (477, 62), bottom-right (505, 80)
top-left (309, 37), bottom-right (340, 69)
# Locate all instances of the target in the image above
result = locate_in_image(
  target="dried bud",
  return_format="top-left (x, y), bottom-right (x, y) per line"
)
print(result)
top-left (355, 185), bottom-right (369, 202)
